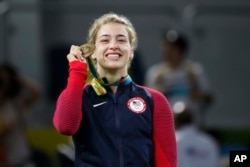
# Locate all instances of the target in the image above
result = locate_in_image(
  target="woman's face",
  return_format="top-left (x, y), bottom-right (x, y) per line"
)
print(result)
top-left (93, 23), bottom-right (134, 73)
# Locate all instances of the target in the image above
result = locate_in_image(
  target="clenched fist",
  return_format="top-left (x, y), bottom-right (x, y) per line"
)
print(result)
top-left (67, 45), bottom-right (85, 62)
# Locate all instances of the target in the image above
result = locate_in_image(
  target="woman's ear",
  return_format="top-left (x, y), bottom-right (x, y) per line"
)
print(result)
top-left (129, 54), bottom-right (134, 61)
top-left (91, 52), bottom-right (96, 60)
top-left (90, 53), bottom-right (97, 65)
top-left (129, 50), bottom-right (134, 61)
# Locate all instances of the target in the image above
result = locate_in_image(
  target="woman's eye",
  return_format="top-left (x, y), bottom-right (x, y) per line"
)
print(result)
top-left (118, 39), bottom-right (126, 42)
top-left (101, 39), bottom-right (108, 42)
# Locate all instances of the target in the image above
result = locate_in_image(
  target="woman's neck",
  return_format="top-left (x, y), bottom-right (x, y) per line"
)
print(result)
top-left (97, 69), bottom-right (128, 94)
top-left (98, 68), bottom-right (128, 84)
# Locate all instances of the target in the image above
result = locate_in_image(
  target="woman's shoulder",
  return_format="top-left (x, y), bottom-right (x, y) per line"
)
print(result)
top-left (138, 85), bottom-right (167, 100)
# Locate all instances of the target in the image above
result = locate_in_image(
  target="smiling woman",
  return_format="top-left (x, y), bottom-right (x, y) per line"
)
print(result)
top-left (53, 12), bottom-right (177, 167)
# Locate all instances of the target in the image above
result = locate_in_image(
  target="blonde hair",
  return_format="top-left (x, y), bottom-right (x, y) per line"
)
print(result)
top-left (87, 12), bottom-right (138, 50)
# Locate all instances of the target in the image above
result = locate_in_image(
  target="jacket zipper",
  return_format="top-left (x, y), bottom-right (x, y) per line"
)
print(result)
top-left (113, 96), bottom-right (124, 167)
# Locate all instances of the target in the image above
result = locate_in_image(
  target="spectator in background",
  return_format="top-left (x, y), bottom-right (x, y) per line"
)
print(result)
top-left (144, 29), bottom-right (213, 127)
top-left (173, 101), bottom-right (220, 167)
top-left (0, 63), bottom-right (41, 167)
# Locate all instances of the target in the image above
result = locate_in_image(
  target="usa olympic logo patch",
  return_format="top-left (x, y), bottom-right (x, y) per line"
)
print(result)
top-left (127, 97), bottom-right (146, 114)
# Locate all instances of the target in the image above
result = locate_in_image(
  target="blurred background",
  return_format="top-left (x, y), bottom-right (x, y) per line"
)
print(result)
top-left (0, 0), bottom-right (250, 166)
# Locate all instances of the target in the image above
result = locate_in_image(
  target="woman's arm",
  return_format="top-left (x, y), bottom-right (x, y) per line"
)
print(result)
top-left (53, 61), bottom-right (88, 136)
top-left (147, 88), bottom-right (177, 167)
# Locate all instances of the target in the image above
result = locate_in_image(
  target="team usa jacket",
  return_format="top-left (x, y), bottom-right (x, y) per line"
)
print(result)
top-left (53, 61), bottom-right (177, 167)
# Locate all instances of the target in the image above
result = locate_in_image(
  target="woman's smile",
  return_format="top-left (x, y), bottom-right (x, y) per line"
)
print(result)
top-left (105, 53), bottom-right (121, 61)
